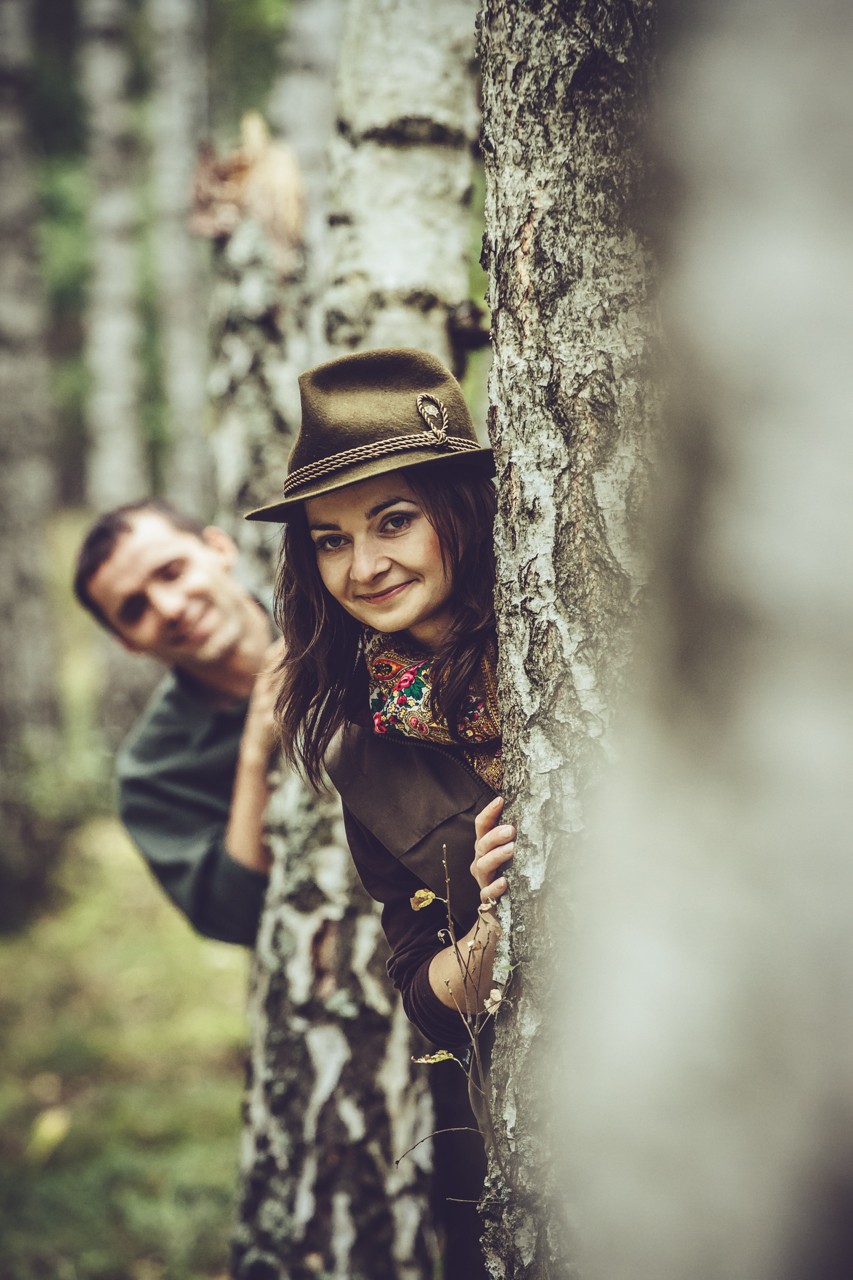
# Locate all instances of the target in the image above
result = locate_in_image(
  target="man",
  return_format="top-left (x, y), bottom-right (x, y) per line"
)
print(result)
top-left (73, 500), bottom-right (280, 944)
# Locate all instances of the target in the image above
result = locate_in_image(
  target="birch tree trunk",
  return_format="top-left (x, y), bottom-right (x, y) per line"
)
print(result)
top-left (325, 0), bottom-right (481, 363)
top-left (323, 2), bottom-right (489, 1275)
top-left (80, 0), bottom-right (165, 747)
top-left (0, 0), bottom-right (63, 924)
top-left (558, 4), bottom-right (853, 1278)
top-left (200, 4), bottom-right (436, 1274)
top-left (147, 0), bottom-right (212, 514)
top-left (205, 128), bottom-right (439, 1280)
top-left (477, 2), bottom-right (658, 1275)
top-left (80, 0), bottom-right (146, 507)
top-left (218, 1), bottom-right (484, 1274)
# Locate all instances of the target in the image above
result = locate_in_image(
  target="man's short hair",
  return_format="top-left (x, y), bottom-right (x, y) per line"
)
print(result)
top-left (73, 499), bottom-right (207, 631)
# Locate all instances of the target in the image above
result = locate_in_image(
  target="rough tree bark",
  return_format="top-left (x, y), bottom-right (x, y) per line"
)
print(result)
top-left (0, 0), bottom-right (63, 925)
top-left (147, 0), bottom-right (212, 514)
top-left (79, 0), bottom-right (146, 507)
top-left (558, 4), bottom-right (853, 1278)
top-left (477, 2), bottom-right (658, 1275)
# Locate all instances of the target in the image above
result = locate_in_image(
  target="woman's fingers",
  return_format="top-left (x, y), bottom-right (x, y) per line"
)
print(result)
top-left (474, 794), bottom-right (504, 839)
top-left (472, 795), bottom-right (515, 902)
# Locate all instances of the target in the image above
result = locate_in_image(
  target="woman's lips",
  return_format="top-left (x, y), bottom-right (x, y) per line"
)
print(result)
top-left (360, 581), bottom-right (413, 604)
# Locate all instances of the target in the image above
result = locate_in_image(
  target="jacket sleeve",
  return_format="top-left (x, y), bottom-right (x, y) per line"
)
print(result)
top-left (117, 734), bottom-right (268, 947)
top-left (342, 805), bottom-right (472, 1048)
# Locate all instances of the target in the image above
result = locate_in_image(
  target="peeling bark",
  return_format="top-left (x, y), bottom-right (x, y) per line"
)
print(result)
top-left (478, 2), bottom-right (658, 1275)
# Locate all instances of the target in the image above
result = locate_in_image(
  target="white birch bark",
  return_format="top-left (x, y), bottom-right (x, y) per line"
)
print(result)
top-left (80, 0), bottom-right (146, 507)
top-left (222, 1), bottom-right (483, 1273)
top-left (477, 1), bottom-right (658, 1274)
top-left (559, 4), bottom-right (853, 1278)
top-left (0, 0), bottom-right (62, 921)
top-left (147, 0), bottom-right (212, 514)
top-left (325, 0), bottom-right (480, 363)
top-left (202, 3), bottom-right (437, 1274)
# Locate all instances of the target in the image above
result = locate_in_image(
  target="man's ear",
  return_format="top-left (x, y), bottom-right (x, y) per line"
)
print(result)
top-left (201, 526), bottom-right (239, 568)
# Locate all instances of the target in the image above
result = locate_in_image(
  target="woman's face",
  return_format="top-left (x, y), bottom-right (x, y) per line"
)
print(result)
top-left (304, 471), bottom-right (453, 649)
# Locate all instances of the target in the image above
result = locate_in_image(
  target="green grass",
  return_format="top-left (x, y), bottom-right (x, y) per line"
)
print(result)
top-left (0, 816), bottom-right (250, 1280)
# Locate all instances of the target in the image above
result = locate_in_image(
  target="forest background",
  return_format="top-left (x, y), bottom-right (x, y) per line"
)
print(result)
top-left (4, 2), bottom-right (853, 1279)
top-left (0, 2), bottom-right (356, 1276)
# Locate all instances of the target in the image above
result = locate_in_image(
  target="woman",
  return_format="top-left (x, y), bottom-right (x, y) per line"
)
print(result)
top-left (247, 347), bottom-right (515, 1050)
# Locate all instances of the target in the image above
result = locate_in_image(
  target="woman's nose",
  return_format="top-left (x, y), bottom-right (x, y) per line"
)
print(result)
top-left (349, 537), bottom-right (389, 584)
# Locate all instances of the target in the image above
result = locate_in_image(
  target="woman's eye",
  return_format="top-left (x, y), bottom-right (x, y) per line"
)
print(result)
top-left (382, 512), bottom-right (413, 533)
top-left (315, 535), bottom-right (346, 553)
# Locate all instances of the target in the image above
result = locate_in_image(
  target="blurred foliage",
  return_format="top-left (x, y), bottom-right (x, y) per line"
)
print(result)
top-left (0, 816), bottom-right (249, 1279)
top-left (206, 0), bottom-right (290, 142)
top-left (27, 0), bottom-right (290, 505)
top-left (29, 0), bottom-right (86, 157)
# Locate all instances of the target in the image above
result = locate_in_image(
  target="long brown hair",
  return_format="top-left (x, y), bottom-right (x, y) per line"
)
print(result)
top-left (274, 462), bottom-right (497, 788)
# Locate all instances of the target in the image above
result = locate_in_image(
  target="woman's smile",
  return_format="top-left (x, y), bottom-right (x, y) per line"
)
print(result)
top-left (359, 580), bottom-right (413, 603)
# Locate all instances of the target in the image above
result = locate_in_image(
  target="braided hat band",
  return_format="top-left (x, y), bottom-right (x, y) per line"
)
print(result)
top-left (282, 431), bottom-right (481, 497)
top-left (245, 348), bottom-right (493, 523)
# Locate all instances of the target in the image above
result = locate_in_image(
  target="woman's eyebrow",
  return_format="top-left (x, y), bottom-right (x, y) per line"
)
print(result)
top-left (365, 496), bottom-right (413, 518)
top-left (309, 496), bottom-right (414, 531)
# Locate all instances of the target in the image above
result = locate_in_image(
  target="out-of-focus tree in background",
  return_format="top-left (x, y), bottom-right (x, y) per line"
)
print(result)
top-left (0, 0), bottom-right (64, 927)
top-left (0, 3), bottom-right (291, 1277)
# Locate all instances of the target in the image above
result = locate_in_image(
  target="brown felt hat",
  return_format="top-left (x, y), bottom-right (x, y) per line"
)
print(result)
top-left (245, 348), bottom-right (493, 522)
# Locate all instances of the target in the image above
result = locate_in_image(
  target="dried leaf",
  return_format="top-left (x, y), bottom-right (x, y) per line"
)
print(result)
top-left (484, 988), bottom-right (504, 1015)
top-left (410, 888), bottom-right (437, 911)
top-left (411, 1049), bottom-right (456, 1065)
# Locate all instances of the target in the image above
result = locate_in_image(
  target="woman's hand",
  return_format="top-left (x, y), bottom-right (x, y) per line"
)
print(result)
top-left (471, 795), bottom-right (515, 908)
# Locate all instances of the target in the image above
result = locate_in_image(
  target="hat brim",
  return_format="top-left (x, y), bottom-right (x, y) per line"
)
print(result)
top-left (244, 445), bottom-right (494, 523)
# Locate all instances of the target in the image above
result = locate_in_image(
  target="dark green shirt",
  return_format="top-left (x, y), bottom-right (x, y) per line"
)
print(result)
top-left (117, 671), bottom-right (269, 945)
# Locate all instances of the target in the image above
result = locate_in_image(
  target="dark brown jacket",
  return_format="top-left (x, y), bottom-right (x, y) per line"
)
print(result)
top-left (326, 721), bottom-right (496, 1046)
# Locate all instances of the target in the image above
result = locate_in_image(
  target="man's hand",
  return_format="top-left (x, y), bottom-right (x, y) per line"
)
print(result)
top-left (224, 638), bottom-right (284, 877)
top-left (239, 638), bottom-right (284, 767)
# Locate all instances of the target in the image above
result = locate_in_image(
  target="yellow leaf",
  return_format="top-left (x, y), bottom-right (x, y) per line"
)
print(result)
top-left (26, 1105), bottom-right (71, 1162)
top-left (411, 1049), bottom-right (456, 1065)
top-left (410, 889), bottom-right (436, 911)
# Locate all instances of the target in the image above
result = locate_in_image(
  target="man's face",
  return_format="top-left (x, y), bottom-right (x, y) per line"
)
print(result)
top-left (86, 512), bottom-right (253, 669)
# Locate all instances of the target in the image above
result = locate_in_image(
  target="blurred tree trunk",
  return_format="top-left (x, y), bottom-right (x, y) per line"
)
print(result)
top-left (559, 4), bottom-right (853, 1279)
top-left (202, 4), bottom-right (437, 1275)
top-left (0, 0), bottom-right (63, 926)
top-left (210, 0), bottom-right (483, 1275)
top-left (80, 0), bottom-right (145, 507)
top-left (325, 0), bottom-right (482, 364)
top-left (80, 0), bottom-right (162, 749)
top-left (477, 1), bottom-right (658, 1275)
top-left (148, 0), bottom-right (212, 514)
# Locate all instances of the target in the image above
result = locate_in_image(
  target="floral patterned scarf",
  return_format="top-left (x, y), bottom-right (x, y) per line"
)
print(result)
top-left (363, 628), bottom-right (503, 791)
